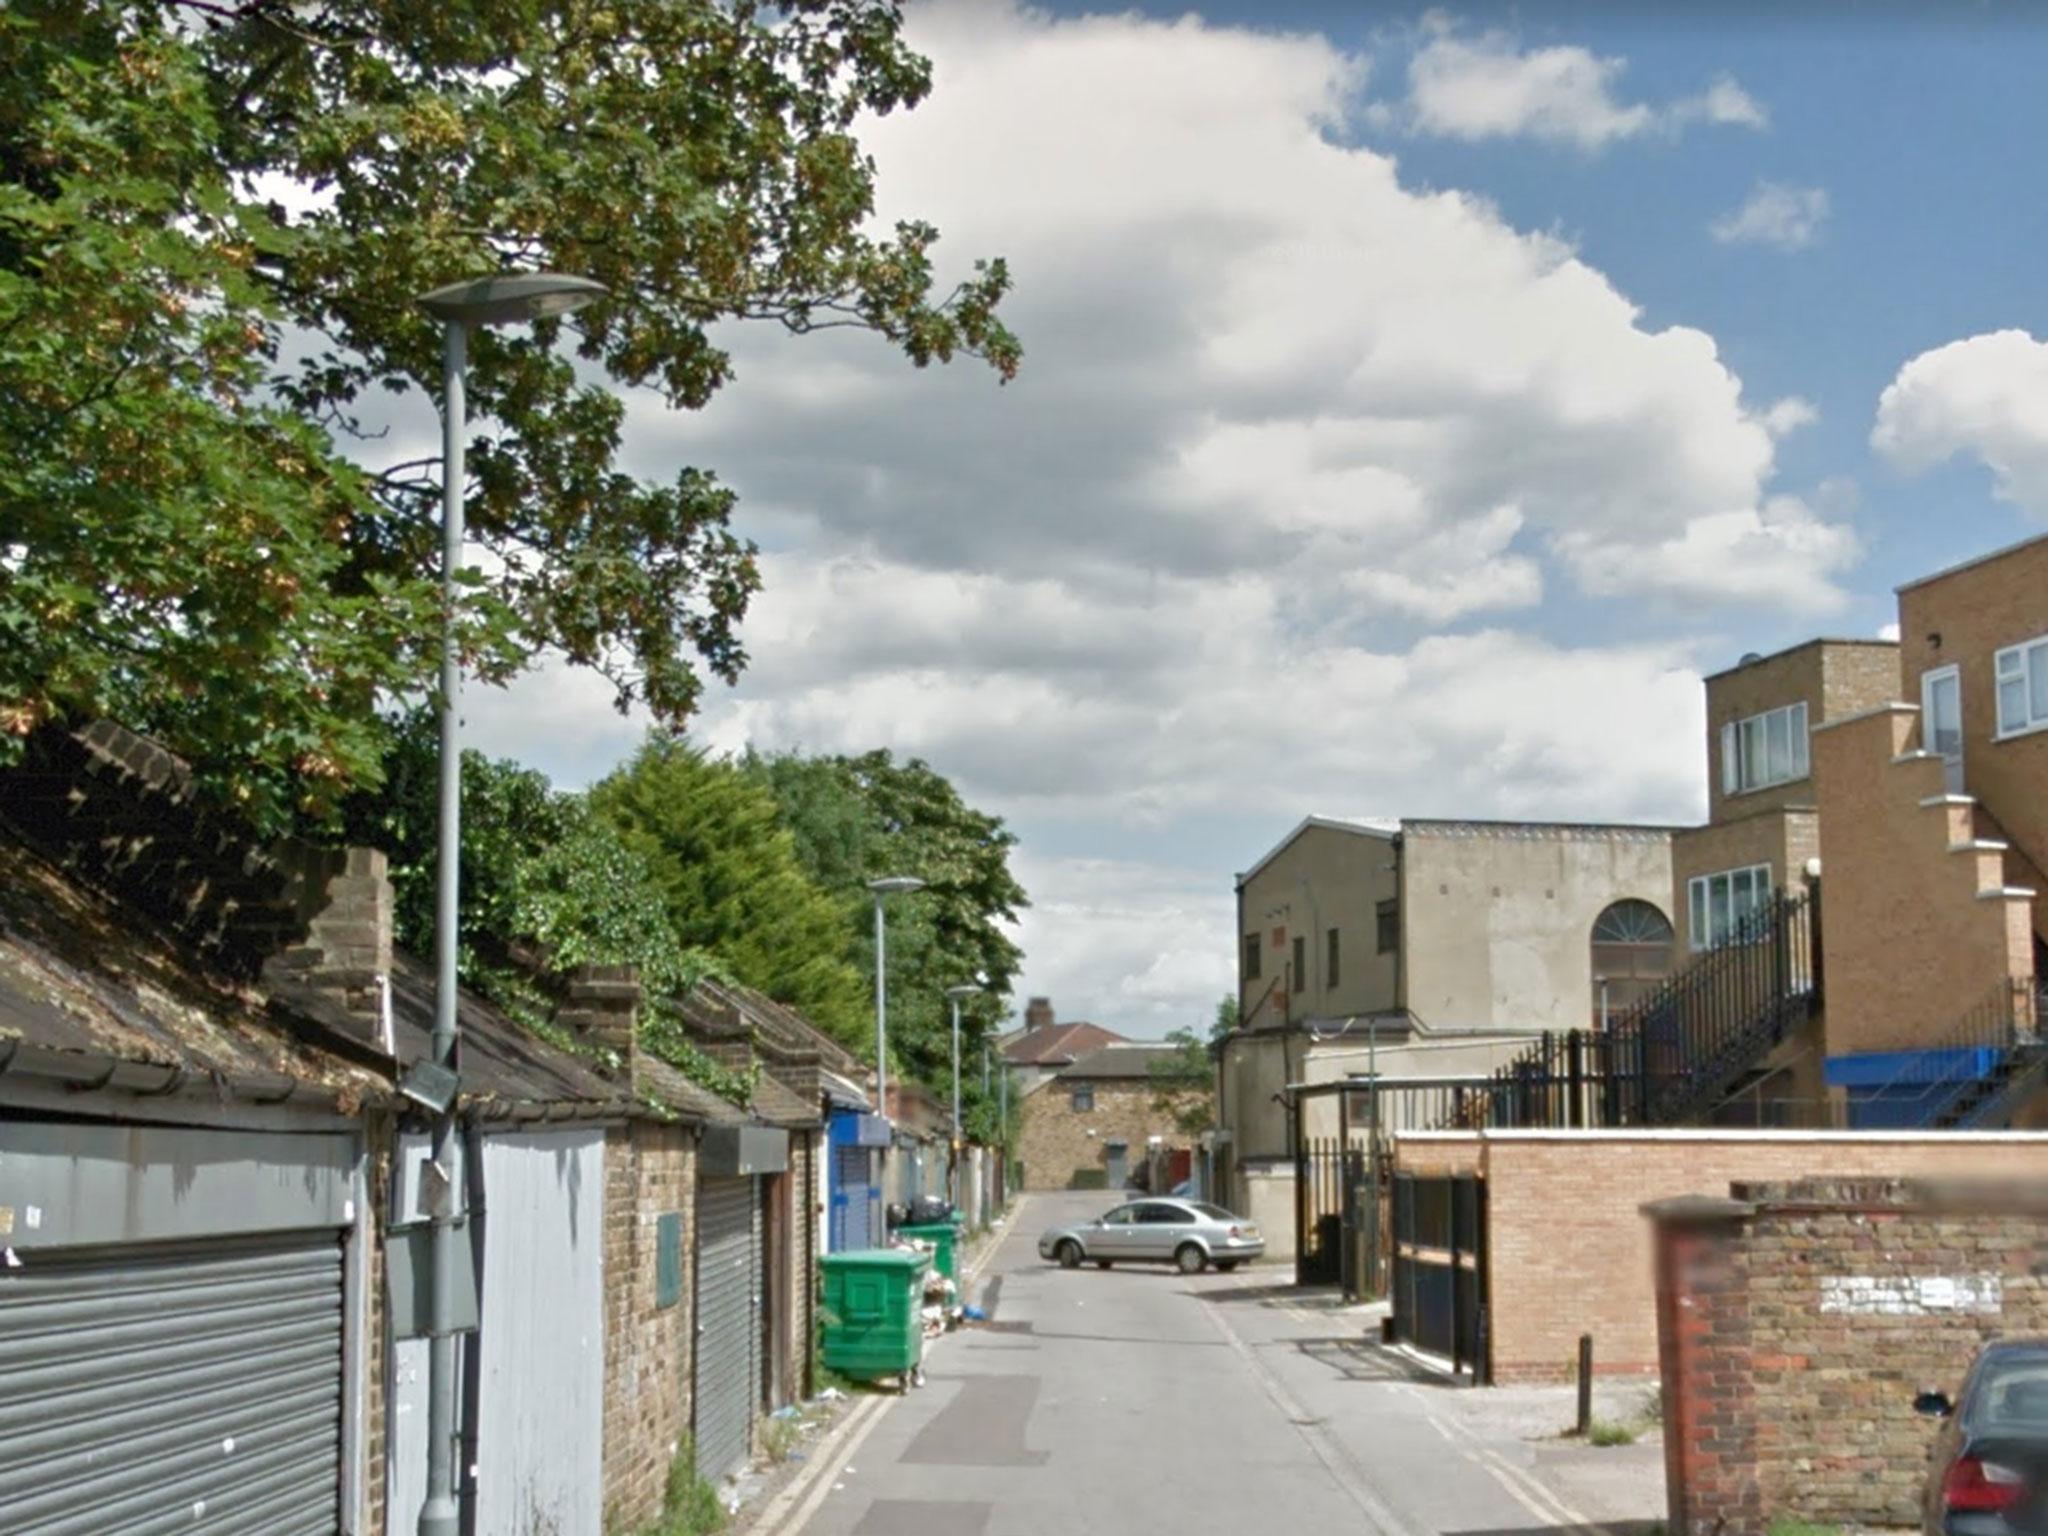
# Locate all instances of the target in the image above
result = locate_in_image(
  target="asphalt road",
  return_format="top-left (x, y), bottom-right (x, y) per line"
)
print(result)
top-left (790, 1191), bottom-right (1665, 1536)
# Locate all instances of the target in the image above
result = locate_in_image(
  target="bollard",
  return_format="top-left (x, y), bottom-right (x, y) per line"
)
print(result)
top-left (1576, 1333), bottom-right (1594, 1435)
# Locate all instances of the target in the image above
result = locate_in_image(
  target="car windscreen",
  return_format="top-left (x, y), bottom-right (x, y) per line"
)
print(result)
top-left (1970, 1359), bottom-right (2048, 1430)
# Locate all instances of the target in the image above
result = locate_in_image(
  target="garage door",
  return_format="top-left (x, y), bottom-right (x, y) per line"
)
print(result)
top-left (693, 1175), bottom-right (758, 1485)
top-left (0, 1229), bottom-right (344, 1536)
top-left (833, 1144), bottom-right (874, 1251)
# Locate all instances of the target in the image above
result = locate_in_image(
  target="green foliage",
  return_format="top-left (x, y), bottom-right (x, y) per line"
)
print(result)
top-left (2, 0), bottom-right (1017, 828)
top-left (589, 738), bottom-right (870, 1052)
top-left (615, 1438), bottom-right (723, 1536)
top-left (743, 749), bottom-right (1026, 1086)
top-left (1148, 1026), bottom-right (1218, 1136)
top-left (335, 712), bottom-right (751, 1101)
top-left (1586, 1418), bottom-right (1637, 1447)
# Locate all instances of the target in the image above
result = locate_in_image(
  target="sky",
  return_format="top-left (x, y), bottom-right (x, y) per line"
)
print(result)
top-left (462, 0), bottom-right (2048, 1039)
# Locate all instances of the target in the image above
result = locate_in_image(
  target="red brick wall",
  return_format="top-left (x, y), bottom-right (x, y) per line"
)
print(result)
top-left (1652, 1179), bottom-right (2048, 1534)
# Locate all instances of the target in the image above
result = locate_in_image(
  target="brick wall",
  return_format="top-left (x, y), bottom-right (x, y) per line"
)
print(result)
top-left (361, 1110), bottom-right (393, 1536)
top-left (1900, 534), bottom-right (2048, 897)
top-left (1017, 1079), bottom-right (1204, 1190)
top-left (1651, 1178), bottom-right (2048, 1534)
top-left (600, 1121), bottom-right (697, 1532)
top-left (1395, 1129), bottom-right (2048, 1383)
top-left (1701, 641), bottom-right (1898, 828)
top-left (1811, 704), bottom-right (2034, 1055)
top-left (1670, 808), bottom-right (1817, 951)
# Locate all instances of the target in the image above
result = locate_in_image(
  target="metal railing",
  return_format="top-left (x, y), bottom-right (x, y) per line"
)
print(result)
top-left (1431, 887), bottom-right (1822, 1130)
top-left (1841, 977), bottom-right (2042, 1129)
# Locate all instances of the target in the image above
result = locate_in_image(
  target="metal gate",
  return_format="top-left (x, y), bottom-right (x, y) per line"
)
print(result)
top-left (475, 1129), bottom-right (606, 1536)
top-left (1390, 1172), bottom-right (1488, 1381)
top-left (833, 1144), bottom-right (874, 1250)
top-left (694, 1175), bottom-right (759, 1484)
top-left (0, 1230), bottom-right (344, 1535)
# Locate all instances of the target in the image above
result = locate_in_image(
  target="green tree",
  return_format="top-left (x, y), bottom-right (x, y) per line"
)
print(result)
top-left (588, 737), bottom-right (870, 1050)
top-left (336, 714), bottom-right (755, 1098)
top-left (1147, 995), bottom-right (1235, 1135)
top-left (1, 1), bottom-right (1017, 828)
top-left (744, 748), bottom-right (1026, 1086)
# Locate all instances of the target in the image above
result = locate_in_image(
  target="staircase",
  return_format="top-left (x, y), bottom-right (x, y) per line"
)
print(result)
top-left (1849, 977), bottom-right (2045, 1130)
top-left (1440, 888), bottom-right (1820, 1130)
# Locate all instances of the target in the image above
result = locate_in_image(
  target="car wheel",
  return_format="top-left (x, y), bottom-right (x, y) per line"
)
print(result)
top-left (1176, 1243), bottom-right (1207, 1275)
top-left (1216, 1260), bottom-right (1239, 1272)
top-left (1056, 1239), bottom-right (1082, 1269)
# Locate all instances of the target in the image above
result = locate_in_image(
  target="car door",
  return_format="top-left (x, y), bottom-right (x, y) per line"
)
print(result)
top-left (1091, 1204), bottom-right (1140, 1259)
top-left (1132, 1202), bottom-right (1190, 1261)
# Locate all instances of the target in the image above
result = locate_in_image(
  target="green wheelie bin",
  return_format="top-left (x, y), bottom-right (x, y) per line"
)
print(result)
top-left (894, 1221), bottom-right (962, 1284)
top-left (819, 1249), bottom-right (930, 1386)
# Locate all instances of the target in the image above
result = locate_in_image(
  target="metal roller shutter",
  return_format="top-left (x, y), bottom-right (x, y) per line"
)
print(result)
top-left (693, 1176), bottom-right (756, 1485)
top-left (833, 1145), bottom-right (872, 1250)
top-left (0, 1230), bottom-right (344, 1536)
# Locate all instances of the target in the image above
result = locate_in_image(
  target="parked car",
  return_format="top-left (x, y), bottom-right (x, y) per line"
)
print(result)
top-left (1037, 1198), bottom-right (1263, 1274)
top-left (1915, 1338), bottom-right (2048, 1532)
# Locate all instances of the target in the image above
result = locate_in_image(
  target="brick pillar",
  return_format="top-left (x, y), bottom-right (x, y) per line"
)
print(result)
top-left (1647, 1197), bottom-right (1759, 1536)
top-left (561, 965), bottom-right (642, 1076)
top-left (264, 845), bottom-right (394, 1050)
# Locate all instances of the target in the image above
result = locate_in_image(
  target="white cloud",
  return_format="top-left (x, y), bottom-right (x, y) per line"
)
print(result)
top-left (1402, 13), bottom-right (1766, 148)
top-left (1711, 181), bottom-right (1831, 250)
top-left (1763, 396), bottom-right (1819, 438)
top-left (482, 2), bottom-right (1847, 1032)
top-left (1872, 330), bottom-right (2048, 515)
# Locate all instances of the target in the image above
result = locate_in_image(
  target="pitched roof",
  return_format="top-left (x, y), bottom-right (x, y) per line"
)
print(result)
top-left (1237, 815), bottom-right (1399, 888)
top-left (1059, 1044), bottom-right (1186, 1080)
top-left (1003, 1020), bottom-right (1127, 1065)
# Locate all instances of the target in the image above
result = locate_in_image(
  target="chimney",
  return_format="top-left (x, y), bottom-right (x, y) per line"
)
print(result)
top-left (264, 845), bottom-right (395, 1052)
top-left (1025, 997), bottom-right (1055, 1032)
top-left (560, 964), bottom-right (642, 1079)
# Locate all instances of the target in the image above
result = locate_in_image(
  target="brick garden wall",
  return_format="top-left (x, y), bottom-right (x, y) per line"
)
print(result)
top-left (1652, 1178), bottom-right (2048, 1535)
top-left (1397, 1130), bottom-right (2048, 1383)
top-left (600, 1121), bottom-right (697, 1532)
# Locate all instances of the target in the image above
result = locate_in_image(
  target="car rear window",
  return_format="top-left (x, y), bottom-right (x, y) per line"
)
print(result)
top-left (1972, 1359), bottom-right (2048, 1428)
top-left (1193, 1203), bottom-right (1236, 1221)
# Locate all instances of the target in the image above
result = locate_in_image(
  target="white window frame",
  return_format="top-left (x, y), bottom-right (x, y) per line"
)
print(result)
top-left (1995, 633), bottom-right (2048, 740)
top-left (1687, 863), bottom-right (1772, 951)
top-left (1718, 701), bottom-right (1810, 795)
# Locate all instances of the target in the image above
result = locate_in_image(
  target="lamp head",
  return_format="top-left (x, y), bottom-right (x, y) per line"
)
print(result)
top-left (416, 272), bottom-right (606, 327)
top-left (867, 876), bottom-right (926, 896)
top-left (946, 984), bottom-right (983, 1000)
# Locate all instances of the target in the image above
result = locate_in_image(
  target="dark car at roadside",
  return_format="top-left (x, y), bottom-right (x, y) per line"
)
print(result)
top-left (1918, 1338), bottom-right (2048, 1533)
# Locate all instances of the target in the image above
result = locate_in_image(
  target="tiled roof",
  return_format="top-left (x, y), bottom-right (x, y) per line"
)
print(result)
top-left (1059, 1044), bottom-right (1186, 1080)
top-left (1003, 1021), bottom-right (1127, 1065)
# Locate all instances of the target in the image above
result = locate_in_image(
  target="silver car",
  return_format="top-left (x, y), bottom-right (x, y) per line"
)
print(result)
top-left (1038, 1198), bottom-right (1264, 1274)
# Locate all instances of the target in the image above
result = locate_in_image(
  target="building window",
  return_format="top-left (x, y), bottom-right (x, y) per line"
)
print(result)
top-left (1291, 936), bottom-right (1306, 993)
top-left (1995, 634), bottom-right (2048, 737)
top-left (1326, 927), bottom-right (1340, 989)
top-left (1244, 932), bottom-right (1261, 980)
top-left (1376, 899), bottom-right (1398, 955)
top-left (1687, 864), bottom-right (1772, 950)
top-left (1071, 1083), bottom-right (1094, 1112)
top-left (1720, 702), bottom-right (1809, 795)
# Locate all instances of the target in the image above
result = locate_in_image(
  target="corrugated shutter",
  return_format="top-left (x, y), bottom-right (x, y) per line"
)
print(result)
top-left (834, 1145), bottom-right (872, 1250)
top-left (0, 1230), bottom-right (343, 1536)
top-left (694, 1176), bottom-right (755, 1485)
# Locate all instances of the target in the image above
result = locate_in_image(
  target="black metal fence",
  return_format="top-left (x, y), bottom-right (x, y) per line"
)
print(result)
top-left (1390, 1171), bottom-right (1487, 1380)
top-left (1434, 886), bottom-right (1822, 1132)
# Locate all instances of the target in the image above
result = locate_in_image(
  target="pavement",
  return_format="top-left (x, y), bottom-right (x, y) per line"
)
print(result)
top-left (762, 1192), bottom-right (1667, 1536)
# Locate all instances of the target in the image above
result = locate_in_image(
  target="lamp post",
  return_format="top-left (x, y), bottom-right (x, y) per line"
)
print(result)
top-left (866, 877), bottom-right (925, 1119)
top-left (945, 984), bottom-right (982, 1207)
top-left (411, 272), bottom-right (604, 1536)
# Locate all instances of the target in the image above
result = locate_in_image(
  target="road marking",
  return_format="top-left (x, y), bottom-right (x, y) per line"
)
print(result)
top-left (1402, 1388), bottom-right (1623, 1536)
top-left (1199, 1294), bottom-right (1418, 1536)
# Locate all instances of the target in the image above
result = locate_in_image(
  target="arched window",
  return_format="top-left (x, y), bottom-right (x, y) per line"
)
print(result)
top-left (1590, 899), bottom-right (1676, 1024)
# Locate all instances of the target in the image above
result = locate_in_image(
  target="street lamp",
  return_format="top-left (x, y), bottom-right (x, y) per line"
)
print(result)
top-left (412, 271), bottom-right (604, 1536)
top-left (945, 984), bottom-right (982, 1206)
top-left (867, 877), bottom-right (925, 1118)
